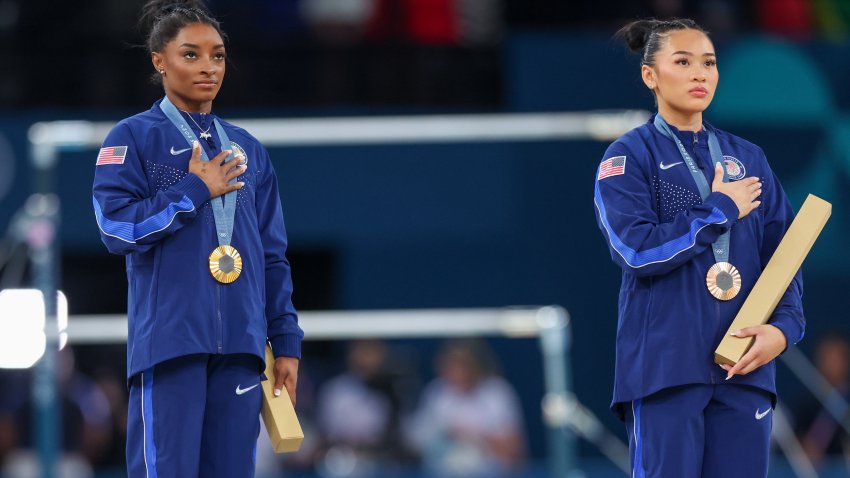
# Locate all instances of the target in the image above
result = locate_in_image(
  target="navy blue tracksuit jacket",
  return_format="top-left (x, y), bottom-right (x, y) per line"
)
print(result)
top-left (594, 115), bottom-right (804, 415)
top-left (92, 99), bottom-right (303, 380)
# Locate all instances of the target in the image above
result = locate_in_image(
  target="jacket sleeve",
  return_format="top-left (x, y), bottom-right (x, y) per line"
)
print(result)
top-left (256, 149), bottom-right (304, 359)
top-left (760, 162), bottom-right (805, 348)
top-left (92, 122), bottom-right (211, 255)
top-left (593, 142), bottom-right (741, 278)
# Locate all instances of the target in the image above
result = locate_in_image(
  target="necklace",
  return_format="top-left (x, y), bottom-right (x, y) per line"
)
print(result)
top-left (184, 111), bottom-right (213, 140)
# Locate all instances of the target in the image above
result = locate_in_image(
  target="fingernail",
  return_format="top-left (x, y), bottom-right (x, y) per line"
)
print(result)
top-left (730, 330), bottom-right (740, 337)
top-left (274, 389), bottom-right (281, 397)
top-left (725, 375), bottom-right (732, 381)
top-left (193, 140), bottom-right (199, 148)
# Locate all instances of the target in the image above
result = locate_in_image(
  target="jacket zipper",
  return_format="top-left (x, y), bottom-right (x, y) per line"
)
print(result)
top-left (713, 300), bottom-right (723, 384)
top-left (216, 284), bottom-right (223, 353)
top-left (693, 132), bottom-right (707, 173)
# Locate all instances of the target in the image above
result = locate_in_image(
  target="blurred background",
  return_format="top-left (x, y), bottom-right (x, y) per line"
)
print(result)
top-left (1, 0), bottom-right (850, 477)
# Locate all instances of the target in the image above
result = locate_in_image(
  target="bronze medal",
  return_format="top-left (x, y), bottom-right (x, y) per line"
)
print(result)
top-left (209, 245), bottom-right (243, 284)
top-left (706, 262), bottom-right (741, 301)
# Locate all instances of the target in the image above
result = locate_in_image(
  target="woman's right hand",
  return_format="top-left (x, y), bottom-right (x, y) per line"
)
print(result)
top-left (711, 162), bottom-right (761, 219)
top-left (187, 141), bottom-right (246, 198)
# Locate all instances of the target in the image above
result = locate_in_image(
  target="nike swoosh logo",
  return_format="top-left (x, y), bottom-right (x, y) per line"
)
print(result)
top-left (659, 161), bottom-right (684, 170)
top-left (755, 408), bottom-right (772, 420)
top-left (170, 146), bottom-right (191, 156)
top-left (235, 383), bottom-right (260, 396)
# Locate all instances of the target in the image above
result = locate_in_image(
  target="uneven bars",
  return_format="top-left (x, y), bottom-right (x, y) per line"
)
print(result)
top-left (29, 110), bottom-right (649, 151)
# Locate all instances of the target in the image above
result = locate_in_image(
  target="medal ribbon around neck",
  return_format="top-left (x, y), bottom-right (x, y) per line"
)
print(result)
top-left (653, 114), bottom-right (741, 300)
top-left (160, 96), bottom-right (242, 283)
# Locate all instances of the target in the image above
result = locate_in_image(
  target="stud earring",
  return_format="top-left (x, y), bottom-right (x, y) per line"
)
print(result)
top-left (159, 69), bottom-right (165, 75)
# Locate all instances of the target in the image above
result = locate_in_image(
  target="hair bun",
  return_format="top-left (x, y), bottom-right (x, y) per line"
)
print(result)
top-left (140, 0), bottom-right (208, 33)
top-left (617, 19), bottom-right (662, 53)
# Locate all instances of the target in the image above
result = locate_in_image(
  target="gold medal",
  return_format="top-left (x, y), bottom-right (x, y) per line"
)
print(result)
top-left (706, 262), bottom-right (741, 301)
top-left (209, 245), bottom-right (242, 284)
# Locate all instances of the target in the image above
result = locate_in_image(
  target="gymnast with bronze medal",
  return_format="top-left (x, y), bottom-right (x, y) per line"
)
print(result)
top-left (92, 1), bottom-right (303, 476)
top-left (594, 18), bottom-right (805, 477)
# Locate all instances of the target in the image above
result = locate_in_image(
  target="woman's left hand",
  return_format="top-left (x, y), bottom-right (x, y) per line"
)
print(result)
top-left (273, 356), bottom-right (299, 407)
top-left (721, 324), bottom-right (787, 380)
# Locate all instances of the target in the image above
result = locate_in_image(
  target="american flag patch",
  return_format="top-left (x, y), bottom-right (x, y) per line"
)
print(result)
top-left (96, 146), bottom-right (128, 165)
top-left (597, 156), bottom-right (626, 180)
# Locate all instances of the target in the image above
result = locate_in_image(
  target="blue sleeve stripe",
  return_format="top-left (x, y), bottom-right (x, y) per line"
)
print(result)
top-left (594, 180), bottom-right (727, 269)
top-left (92, 195), bottom-right (195, 244)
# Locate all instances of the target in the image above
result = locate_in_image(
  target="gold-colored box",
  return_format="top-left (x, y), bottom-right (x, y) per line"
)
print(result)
top-left (261, 344), bottom-right (304, 453)
top-left (714, 194), bottom-right (831, 365)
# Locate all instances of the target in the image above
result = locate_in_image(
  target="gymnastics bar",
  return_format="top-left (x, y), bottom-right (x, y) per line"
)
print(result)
top-left (28, 110), bottom-right (649, 155)
top-left (67, 307), bottom-right (555, 343)
top-left (66, 306), bottom-right (582, 477)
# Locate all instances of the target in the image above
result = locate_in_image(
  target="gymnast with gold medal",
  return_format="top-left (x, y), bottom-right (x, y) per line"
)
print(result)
top-left (593, 18), bottom-right (805, 478)
top-left (91, 1), bottom-right (303, 476)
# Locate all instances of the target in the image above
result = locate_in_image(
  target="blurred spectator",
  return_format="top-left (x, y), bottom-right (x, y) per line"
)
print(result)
top-left (795, 333), bottom-right (850, 466)
top-left (696, 0), bottom-right (752, 37)
top-left (316, 339), bottom-right (415, 477)
top-left (364, 0), bottom-right (408, 41)
top-left (90, 372), bottom-right (128, 467)
top-left (364, 0), bottom-right (502, 45)
top-left (409, 339), bottom-right (525, 478)
top-left (302, 0), bottom-right (376, 44)
top-left (0, 407), bottom-right (12, 467)
top-left (456, 0), bottom-right (502, 46)
top-left (1, 347), bottom-right (113, 478)
top-left (756, 0), bottom-right (813, 38)
top-left (405, 0), bottom-right (458, 44)
top-left (0, 369), bottom-right (27, 466)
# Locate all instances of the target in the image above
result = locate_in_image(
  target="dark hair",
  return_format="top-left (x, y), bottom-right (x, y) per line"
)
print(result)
top-left (140, 1), bottom-right (227, 83)
top-left (617, 18), bottom-right (706, 67)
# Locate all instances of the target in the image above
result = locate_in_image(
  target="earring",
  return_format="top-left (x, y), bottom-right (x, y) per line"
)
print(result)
top-left (159, 69), bottom-right (165, 75)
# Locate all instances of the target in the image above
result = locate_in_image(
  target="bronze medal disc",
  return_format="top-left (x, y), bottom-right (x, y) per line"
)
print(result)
top-left (209, 245), bottom-right (243, 284)
top-left (706, 262), bottom-right (741, 301)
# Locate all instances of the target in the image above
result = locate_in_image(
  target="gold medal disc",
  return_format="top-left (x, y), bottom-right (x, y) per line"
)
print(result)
top-left (209, 245), bottom-right (243, 284)
top-left (706, 262), bottom-right (741, 301)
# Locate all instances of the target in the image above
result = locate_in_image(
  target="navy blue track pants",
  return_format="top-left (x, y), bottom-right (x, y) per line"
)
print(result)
top-left (126, 353), bottom-right (264, 478)
top-left (625, 383), bottom-right (773, 478)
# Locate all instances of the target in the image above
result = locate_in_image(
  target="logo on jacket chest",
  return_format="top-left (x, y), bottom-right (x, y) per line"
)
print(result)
top-left (723, 156), bottom-right (746, 181)
top-left (170, 145), bottom-right (191, 156)
top-left (230, 142), bottom-right (248, 167)
top-left (659, 161), bottom-right (683, 170)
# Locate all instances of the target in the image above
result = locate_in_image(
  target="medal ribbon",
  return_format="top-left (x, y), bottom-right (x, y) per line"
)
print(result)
top-left (160, 96), bottom-right (237, 247)
top-left (653, 114), bottom-right (731, 264)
